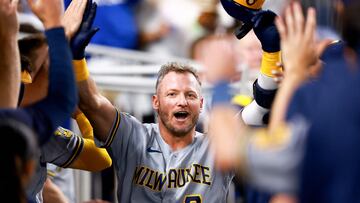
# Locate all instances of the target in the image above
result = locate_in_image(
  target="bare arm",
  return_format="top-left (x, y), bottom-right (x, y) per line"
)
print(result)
top-left (0, 0), bottom-right (20, 108)
top-left (70, 1), bottom-right (115, 142)
top-left (77, 77), bottom-right (117, 142)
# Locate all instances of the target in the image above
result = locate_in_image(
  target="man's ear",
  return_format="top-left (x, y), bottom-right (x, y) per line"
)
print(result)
top-left (152, 94), bottom-right (159, 111)
top-left (200, 96), bottom-right (204, 111)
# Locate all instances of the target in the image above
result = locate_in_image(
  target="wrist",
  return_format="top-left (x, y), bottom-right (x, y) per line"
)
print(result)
top-left (73, 58), bottom-right (89, 82)
top-left (43, 19), bottom-right (63, 30)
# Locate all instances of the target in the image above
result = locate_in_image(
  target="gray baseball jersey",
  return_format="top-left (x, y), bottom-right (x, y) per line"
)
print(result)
top-left (99, 110), bottom-right (234, 203)
top-left (26, 127), bottom-right (84, 203)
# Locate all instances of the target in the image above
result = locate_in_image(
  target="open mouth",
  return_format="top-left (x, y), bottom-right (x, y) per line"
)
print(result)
top-left (173, 111), bottom-right (189, 120)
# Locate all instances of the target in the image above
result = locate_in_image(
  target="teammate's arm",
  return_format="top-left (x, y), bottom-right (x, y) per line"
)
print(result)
top-left (24, 0), bottom-right (78, 144)
top-left (68, 111), bottom-right (112, 171)
top-left (269, 3), bottom-right (331, 131)
top-left (69, 1), bottom-right (117, 142)
top-left (0, 0), bottom-right (20, 108)
top-left (77, 74), bottom-right (117, 142)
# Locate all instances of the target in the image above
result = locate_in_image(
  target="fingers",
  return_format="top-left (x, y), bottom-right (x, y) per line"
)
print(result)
top-left (293, 1), bottom-right (304, 33)
top-left (304, 7), bottom-right (316, 43)
top-left (284, 5), bottom-right (295, 36)
top-left (83, 27), bottom-right (99, 45)
top-left (85, 2), bottom-right (97, 29)
top-left (275, 16), bottom-right (286, 41)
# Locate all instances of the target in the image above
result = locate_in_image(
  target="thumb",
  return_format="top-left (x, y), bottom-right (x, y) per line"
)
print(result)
top-left (316, 39), bottom-right (334, 57)
top-left (83, 27), bottom-right (99, 45)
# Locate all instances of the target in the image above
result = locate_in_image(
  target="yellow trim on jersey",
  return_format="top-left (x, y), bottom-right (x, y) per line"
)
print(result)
top-left (260, 51), bottom-right (282, 78)
top-left (233, 0), bottom-right (265, 10)
top-left (69, 139), bottom-right (112, 171)
top-left (60, 136), bottom-right (84, 168)
top-left (68, 112), bottom-right (112, 171)
top-left (21, 70), bottom-right (32, 84)
top-left (75, 112), bottom-right (93, 139)
top-left (47, 170), bottom-right (56, 178)
top-left (103, 108), bottom-right (121, 148)
top-left (73, 58), bottom-right (89, 82)
top-left (251, 124), bottom-right (291, 150)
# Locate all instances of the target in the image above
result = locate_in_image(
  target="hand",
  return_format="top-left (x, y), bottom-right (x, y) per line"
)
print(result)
top-left (63, 0), bottom-right (88, 39)
top-left (43, 179), bottom-right (69, 203)
top-left (71, 0), bottom-right (99, 59)
top-left (199, 35), bottom-right (237, 84)
top-left (275, 2), bottom-right (331, 83)
top-left (28, 0), bottom-right (64, 29)
top-left (0, 0), bottom-right (19, 38)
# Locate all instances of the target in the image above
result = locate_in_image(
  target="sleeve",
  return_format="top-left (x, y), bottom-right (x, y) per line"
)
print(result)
top-left (244, 116), bottom-right (309, 194)
top-left (41, 127), bottom-right (84, 168)
top-left (96, 108), bottom-right (145, 167)
top-left (67, 113), bottom-right (112, 171)
top-left (24, 27), bottom-right (77, 145)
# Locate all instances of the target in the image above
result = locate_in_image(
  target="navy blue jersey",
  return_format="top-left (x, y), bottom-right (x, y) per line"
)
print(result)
top-left (0, 28), bottom-right (77, 145)
top-left (287, 43), bottom-right (360, 202)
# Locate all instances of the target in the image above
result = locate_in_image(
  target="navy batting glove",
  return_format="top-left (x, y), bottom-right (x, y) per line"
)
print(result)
top-left (71, 0), bottom-right (99, 60)
top-left (252, 10), bottom-right (280, 52)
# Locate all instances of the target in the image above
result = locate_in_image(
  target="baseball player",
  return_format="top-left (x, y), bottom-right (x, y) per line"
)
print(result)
top-left (75, 58), bottom-right (236, 202)
top-left (18, 1), bottom-right (112, 202)
top-left (0, 0), bottom-right (77, 146)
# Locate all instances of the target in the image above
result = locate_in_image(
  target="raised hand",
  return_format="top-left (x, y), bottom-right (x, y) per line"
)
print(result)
top-left (28, 0), bottom-right (64, 29)
top-left (70, 0), bottom-right (99, 59)
top-left (63, 0), bottom-right (88, 39)
top-left (0, 0), bottom-right (19, 39)
top-left (275, 2), bottom-right (331, 83)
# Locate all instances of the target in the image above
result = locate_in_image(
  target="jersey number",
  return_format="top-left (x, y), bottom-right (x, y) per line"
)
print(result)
top-left (184, 194), bottom-right (202, 203)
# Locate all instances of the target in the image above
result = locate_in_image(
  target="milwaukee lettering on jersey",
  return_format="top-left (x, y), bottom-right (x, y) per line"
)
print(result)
top-left (132, 164), bottom-right (212, 191)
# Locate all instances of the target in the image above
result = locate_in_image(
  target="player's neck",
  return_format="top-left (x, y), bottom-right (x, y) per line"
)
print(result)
top-left (158, 123), bottom-right (195, 151)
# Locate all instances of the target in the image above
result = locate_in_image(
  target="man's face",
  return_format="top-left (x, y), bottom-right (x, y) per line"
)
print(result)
top-left (153, 72), bottom-right (203, 137)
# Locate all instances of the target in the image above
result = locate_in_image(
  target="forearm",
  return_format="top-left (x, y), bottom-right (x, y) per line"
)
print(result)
top-left (74, 59), bottom-right (117, 141)
top-left (0, 37), bottom-right (20, 108)
top-left (269, 75), bottom-right (304, 133)
top-left (30, 27), bottom-right (77, 142)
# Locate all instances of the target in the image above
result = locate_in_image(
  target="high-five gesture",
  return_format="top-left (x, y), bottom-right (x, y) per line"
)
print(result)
top-left (270, 2), bottom-right (331, 131)
top-left (28, 0), bottom-right (64, 29)
top-left (275, 2), bottom-right (331, 83)
top-left (63, 0), bottom-right (88, 38)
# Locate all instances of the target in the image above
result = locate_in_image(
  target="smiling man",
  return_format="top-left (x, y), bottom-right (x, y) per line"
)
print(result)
top-left (76, 62), bottom-right (234, 202)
